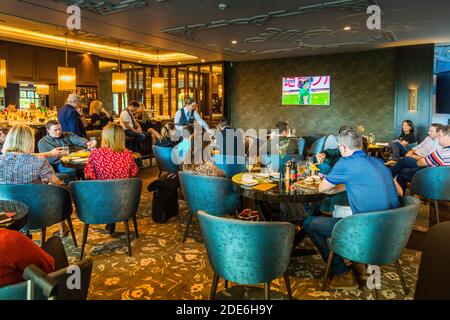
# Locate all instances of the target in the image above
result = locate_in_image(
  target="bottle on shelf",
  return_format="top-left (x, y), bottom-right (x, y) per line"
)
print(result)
top-left (290, 158), bottom-right (297, 185)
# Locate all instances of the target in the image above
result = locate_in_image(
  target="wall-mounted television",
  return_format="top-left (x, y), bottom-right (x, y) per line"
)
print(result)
top-left (282, 76), bottom-right (331, 106)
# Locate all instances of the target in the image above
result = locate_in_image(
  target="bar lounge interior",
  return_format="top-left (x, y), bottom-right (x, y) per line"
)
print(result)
top-left (0, 0), bottom-right (450, 302)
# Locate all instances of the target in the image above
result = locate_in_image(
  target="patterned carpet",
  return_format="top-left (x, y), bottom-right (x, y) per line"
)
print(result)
top-left (38, 184), bottom-right (422, 301)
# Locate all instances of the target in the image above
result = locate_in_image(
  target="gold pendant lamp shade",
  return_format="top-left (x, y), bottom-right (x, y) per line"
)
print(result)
top-left (112, 72), bottom-right (127, 93)
top-left (152, 77), bottom-right (164, 95)
top-left (0, 59), bottom-right (6, 88)
top-left (58, 32), bottom-right (76, 91)
top-left (58, 67), bottom-right (76, 91)
top-left (152, 49), bottom-right (164, 95)
top-left (112, 43), bottom-right (127, 93)
top-left (35, 84), bottom-right (50, 95)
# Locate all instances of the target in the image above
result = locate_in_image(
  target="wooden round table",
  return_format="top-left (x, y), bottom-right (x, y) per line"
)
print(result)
top-left (0, 200), bottom-right (29, 230)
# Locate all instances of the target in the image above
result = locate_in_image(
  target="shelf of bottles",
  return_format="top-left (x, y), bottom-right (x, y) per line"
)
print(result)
top-left (0, 108), bottom-right (58, 125)
top-left (76, 87), bottom-right (98, 111)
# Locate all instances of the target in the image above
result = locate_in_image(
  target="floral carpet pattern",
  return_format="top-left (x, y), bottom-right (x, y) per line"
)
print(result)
top-left (42, 188), bottom-right (422, 300)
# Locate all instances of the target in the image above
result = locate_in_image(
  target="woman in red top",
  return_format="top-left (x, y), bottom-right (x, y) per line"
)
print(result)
top-left (84, 123), bottom-right (138, 234)
top-left (85, 123), bottom-right (138, 180)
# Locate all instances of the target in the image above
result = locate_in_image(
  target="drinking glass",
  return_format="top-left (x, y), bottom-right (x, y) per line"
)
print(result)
top-left (61, 146), bottom-right (70, 155)
top-left (246, 156), bottom-right (256, 173)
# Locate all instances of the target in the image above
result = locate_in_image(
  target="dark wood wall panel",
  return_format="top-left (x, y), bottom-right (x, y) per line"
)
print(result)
top-left (36, 47), bottom-right (64, 83)
top-left (9, 43), bottom-right (36, 81)
top-left (0, 40), bottom-right (99, 86)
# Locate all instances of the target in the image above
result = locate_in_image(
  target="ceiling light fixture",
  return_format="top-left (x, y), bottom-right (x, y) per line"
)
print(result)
top-left (112, 43), bottom-right (127, 94)
top-left (0, 59), bottom-right (6, 88)
top-left (58, 31), bottom-right (76, 91)
top-left (344, 26), bottom-right (351, 31)
top-left (231, 40), bottom-right (237, 44)
top-left (152, 49), bottom-right (164, 95)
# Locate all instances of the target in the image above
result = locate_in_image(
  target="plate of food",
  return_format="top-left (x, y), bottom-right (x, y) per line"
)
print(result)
top-left (239, 173), bottom-right (259, 186)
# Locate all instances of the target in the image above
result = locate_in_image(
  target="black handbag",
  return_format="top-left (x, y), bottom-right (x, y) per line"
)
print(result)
top-left (147, 172), bottom-right (180, 223)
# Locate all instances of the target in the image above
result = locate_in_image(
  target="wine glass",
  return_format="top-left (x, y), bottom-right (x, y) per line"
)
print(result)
top-left (246, 156), bottom-right (256, 173)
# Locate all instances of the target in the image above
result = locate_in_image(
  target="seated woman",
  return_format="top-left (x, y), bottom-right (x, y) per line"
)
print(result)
top-left (89, 100), bottom-right (113, 130)
top-left (155, 123), bottom-right (178, 147)
top-left (0, 125), bottom-right (63, 185)
top-left (387, 120), bottom-right (417, 162)
top-left (84, 123), bottom-right (139, 234)
top-left (183, 131), bottom-right (225, 178)
top-left (0, 125), bottom-right (66, 235)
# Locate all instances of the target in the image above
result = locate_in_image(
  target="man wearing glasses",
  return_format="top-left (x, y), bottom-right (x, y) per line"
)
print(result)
top-left (58, 93), bottom-right (87, 138)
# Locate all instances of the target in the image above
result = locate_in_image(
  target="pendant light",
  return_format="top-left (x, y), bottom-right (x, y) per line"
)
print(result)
top-left (58, 32), bottom-right (76, 91)
top-left (152, 49), bottom-right (164, 95)
top-left (112, 43), bottom-right (127, 93)
top-left (0, 59), bottom-right (6, 88)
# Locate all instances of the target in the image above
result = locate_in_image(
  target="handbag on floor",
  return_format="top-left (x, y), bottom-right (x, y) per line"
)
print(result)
top-left (147, 172), bottom-right (180, 223)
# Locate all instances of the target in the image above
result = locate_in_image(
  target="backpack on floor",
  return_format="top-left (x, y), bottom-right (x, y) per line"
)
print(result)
top-left (147, 172), bottom-right (180, 223)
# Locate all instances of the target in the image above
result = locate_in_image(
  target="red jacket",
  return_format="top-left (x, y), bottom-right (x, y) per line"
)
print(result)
top-left (0, 229), bottom-right (55, 287)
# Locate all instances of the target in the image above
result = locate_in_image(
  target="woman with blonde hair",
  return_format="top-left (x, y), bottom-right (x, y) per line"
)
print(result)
top-left (85, 123), bottom-right (138, 181)
top-left (0, 125), bottom-right (63, 185)
top-left (84, 123), bottom-right (138, 234)
top-left (89, 100), bottom-right (113, 130)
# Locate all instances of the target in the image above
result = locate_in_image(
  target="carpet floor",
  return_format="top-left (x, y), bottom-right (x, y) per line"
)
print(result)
top-left (39, 185), bottom-right (422, 300)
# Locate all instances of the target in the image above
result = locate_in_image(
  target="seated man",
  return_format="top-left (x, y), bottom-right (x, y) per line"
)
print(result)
top-left (216, 118), bottom-right (245, 157)
top-left (38, 120), bottom-right (96, 182)
top-left (304, 129), bottom-right (400, 290)
top-left (119, 100), bottom-right (150, 151)
top-left (392, 123), bottom-right (444, 192)
top-left (0, 230), bottom-right (68, 287)
top-left (418, 125), bottom-right (450, 167)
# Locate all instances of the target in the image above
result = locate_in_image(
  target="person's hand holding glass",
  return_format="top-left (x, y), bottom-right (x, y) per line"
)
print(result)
top-left (86, 137), bottom-right (97, 150)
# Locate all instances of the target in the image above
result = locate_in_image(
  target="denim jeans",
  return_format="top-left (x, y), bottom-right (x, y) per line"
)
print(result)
top-left (391, 156), bottom-right (419, 177)
top-left (390, 141), bottom-right (409, 160)
top-left (56, 163), bottom-right (78, 184)
top-left (125, 130), bottom-right (146, 143)
top-left (397, 168), bottom-right (421, 192)
top-left (303, 216), bottom-right (349, 276)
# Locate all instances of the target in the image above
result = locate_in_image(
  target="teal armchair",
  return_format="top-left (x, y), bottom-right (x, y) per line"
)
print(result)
top-left (322, 196), bottom-right (420, 299)
top-left (198, 210), bottom-right (295, 300)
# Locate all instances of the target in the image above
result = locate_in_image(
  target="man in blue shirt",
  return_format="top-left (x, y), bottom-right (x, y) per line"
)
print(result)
top-left (304, 129), bottom-right (400, 290)
top-left (58, 94), bottom-right (87, 138)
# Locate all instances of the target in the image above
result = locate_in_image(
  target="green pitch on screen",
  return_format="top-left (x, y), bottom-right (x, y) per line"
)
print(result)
top-left (282, 92), bottom-right (330, 105)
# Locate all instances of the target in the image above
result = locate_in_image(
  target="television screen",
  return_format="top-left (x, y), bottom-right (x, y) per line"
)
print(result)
top-left (282, 76), bottom-right (331, 106)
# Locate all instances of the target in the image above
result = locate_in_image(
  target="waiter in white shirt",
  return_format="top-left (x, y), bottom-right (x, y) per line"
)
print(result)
top-left (174, 97), bottom-right (214, 136)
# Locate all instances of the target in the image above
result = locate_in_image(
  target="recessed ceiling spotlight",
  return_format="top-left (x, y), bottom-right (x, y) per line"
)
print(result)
top-left (231, 40), bottom-right (238, 44)
top-left (112, 67), bottom-right (116, 70)
top-left (201, 59), bottom-right (205, 62)
top-left (86, 52), bottom-right (92, 55)
top-left (178, 61), bottom-right (181, 64)
top-left (138, 60), bottom-right (142, 63)
top-left (218, 3), bottom-right (228, 10)
top-left (344, 26), bottom-right (351, 31)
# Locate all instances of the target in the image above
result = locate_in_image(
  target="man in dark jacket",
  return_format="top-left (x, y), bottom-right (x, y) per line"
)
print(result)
top-left (58, 94), bottom-right (87, 137)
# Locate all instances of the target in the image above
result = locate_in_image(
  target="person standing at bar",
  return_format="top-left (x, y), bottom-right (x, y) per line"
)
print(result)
top-left (58, 94), bottom-right (87, 138)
